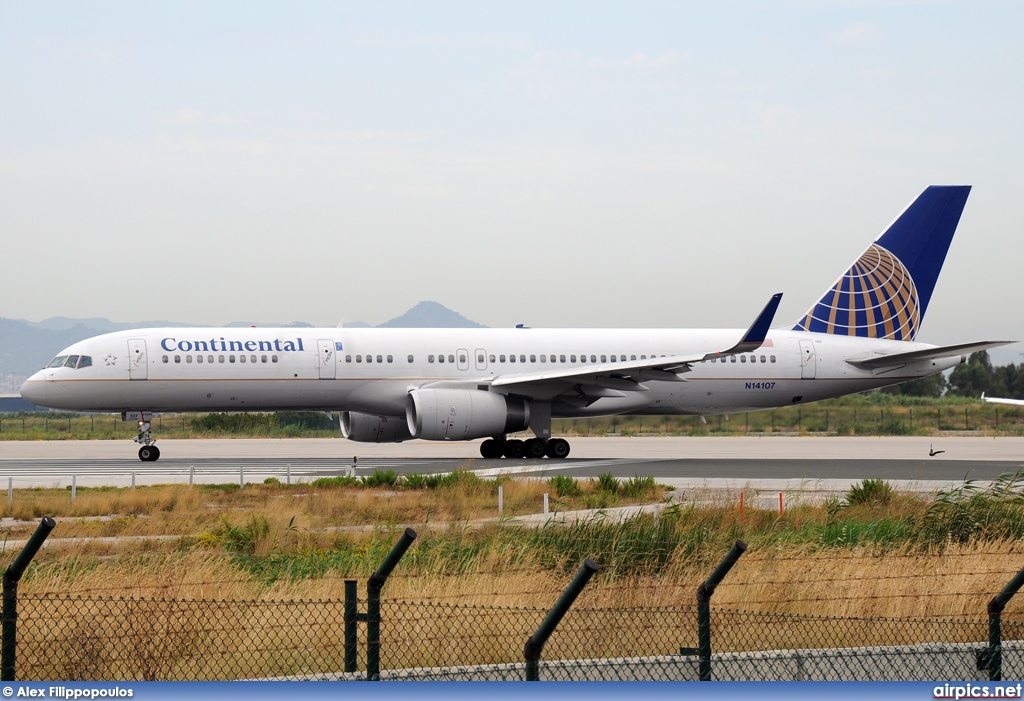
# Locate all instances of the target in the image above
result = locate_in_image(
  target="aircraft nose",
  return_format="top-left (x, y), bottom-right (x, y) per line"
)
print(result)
top-left (19, 375), bottom-right (48, 407)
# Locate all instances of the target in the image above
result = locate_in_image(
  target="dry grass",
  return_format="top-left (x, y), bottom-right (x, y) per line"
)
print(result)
top-left (5, 477), bottom-right (1024, 622)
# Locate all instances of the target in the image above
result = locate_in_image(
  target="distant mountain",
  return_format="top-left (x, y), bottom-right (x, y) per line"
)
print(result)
top-left (1, 302), bottom-right (486, 377)
top-left (379, 301), bottom-right (486, 328)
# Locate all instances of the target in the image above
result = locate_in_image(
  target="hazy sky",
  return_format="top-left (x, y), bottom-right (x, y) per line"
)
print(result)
top-left (1, 2), bottom-right (1021, 360)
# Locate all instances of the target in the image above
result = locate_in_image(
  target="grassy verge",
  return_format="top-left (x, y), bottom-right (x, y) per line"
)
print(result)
top-left (5, 473), bottom-right (1024, 620)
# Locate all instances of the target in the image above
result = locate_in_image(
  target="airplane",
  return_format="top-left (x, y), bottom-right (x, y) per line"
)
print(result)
top-left (20, 185), bottom-right (1014, 462)
top-left (982, 393), bottom-right (1024, 407)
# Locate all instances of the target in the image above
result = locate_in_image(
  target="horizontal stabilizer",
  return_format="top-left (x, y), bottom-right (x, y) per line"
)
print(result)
top-left (846, 340), bottom-right (1015, 368)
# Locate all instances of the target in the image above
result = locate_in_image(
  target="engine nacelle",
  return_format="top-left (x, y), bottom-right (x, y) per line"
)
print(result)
top-left (340, 412), bottom-right (413, 443)
top-left (406, 388), bottom-right (530, 441)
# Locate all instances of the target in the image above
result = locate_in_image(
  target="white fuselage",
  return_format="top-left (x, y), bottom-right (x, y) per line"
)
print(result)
top-left (20, 326), bottom-right (960, 418)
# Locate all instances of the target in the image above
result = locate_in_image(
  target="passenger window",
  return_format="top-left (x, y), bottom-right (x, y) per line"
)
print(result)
top-left (367, 355), bottom-right (373, 363)
top-left (408, 355), bottom-right (414, 363)
top-left (208, 355), bottom-right (214, 363)
top-left (219, 355), bottom-right (225, 363)
top-left (519, 355), bottom-right (526, 363)
top-left (760, 355), bottom-right (766, 363)
top-left (500, 355), bottom-right (506, 362)
top-left (631, 355), bottom-right (636, 361)
top-left (65, 356), bottom-right (80, 368)
top-left (488, 354), bottom-right (495, 363)
top-left (186, 355), bottom-right (193, 364)
top-left (387, 355), bottom-right (393, 363)
top-left (240, 355), bottom-right (246, 363)
top-left (600, 355), bottom-right (607, 363)
top-left (197, 355), bottom-right (204, 364)
top-left (641, 355), bottom-right (647, 360)
top-left (569, 355), bottom-right (576, 363)
top-left (261, 355), bottom-right (267, 363)
top-left (162, 355), bottom-right (169, 363)
top-left (730, 356), bottom-right (736, 363)
top-left (377, 355), bottom-right (383, 363)
top-left (428, 355), bottom-right (434, 363)
top-left (78, 356), bottom-right (92, 368)
top-left (530, 355), bottom-right (536, 363)
top-left (449, 355), bottom-right (455, 363)
top-left (540, 355), bottom-right (546, 363)
top-left (560, 355), bottom-right (566, 363)
top-left (357, 355), bottom-right (363, 363)
top-left (740, 356), bottom-right (746, 363)
top-left (770, 355), bottom-right (776, 363)
top-left (509, 355), bottom-right (516, 363)
top-left (590, 355), bottom-right (597, 363)
top-left (251, 355), bottom-right (257, 363)
top-left (230, 355), bottom-right (236, 363)
top-left (438, 355), bottom-right (445, 364)
top-left (272, 355), bottom-right (278, 363)
top-left (346, 355), bottom-right (352, 363)
top-left (174, 355), bottom-right (181, 364)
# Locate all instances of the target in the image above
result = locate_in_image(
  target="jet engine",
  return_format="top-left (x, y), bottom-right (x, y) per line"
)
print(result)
top-left (340, 412), bottom-right (413, 443)
top-left (406, 388), bottom-right (530, 441)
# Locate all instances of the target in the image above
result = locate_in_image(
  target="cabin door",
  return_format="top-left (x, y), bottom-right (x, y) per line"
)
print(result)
top-left (799, 340), bottom-right (816, 379)
top-left (128, 339), bottom-right (148, 380)
top-left (317, 339), bottom-right (337, 380)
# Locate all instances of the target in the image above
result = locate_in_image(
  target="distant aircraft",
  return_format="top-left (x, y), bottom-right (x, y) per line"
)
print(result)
top-left (982, 393), bottom-right (1024, 407)
top-left (21, 186), bottom-right (1014, 461)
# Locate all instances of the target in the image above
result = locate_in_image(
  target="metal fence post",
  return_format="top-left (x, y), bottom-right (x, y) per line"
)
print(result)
top-left (2, 516), bottom-right (56, 681)
top-left (366, 528), bottom-right (417, 680)
top-left (984, 564), bottom-right (1024, 680)
top-left (344, 579), bottom-right (361, 673)
top-left (697, 540), bottom-right (747, 681)
top-left (524, 558), bottom-right (600, 681)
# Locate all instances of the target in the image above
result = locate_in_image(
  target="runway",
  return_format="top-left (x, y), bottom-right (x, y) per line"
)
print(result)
top-left (0, 436), bottom-right (1021, 494)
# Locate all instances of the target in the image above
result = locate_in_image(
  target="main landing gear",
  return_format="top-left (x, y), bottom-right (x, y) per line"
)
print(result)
top-left (479, 437), bottom-right (570, 460)
top-left (135, 421), bottom-right (160, 462)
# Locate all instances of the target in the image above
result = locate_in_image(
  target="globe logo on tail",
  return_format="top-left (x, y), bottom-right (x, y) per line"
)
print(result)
top-left (793, 244), bottom-right (920, 341)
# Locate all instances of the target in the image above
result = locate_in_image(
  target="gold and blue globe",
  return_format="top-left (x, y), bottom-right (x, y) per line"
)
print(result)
top-left (794, 244), bottom-right (920, 341)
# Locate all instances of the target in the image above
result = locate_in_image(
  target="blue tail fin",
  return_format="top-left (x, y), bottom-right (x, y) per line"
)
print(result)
top-left (793, 185), bottom-right (971, 340)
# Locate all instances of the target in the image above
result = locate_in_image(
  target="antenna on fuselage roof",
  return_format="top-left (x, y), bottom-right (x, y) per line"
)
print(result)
top-left (515, 323), bottom-right (529, 329)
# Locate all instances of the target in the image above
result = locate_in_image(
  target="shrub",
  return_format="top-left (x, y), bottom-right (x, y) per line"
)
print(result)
top-left (846, 479), bottom-right (895, 506)
top-left (622, 474), bottom-right (656, 499)
top-left (549, 474), bottom-right (581, 498)
top-left (596, 472), bottom-right (619, 495)
top-left (363, 469), bottom-right (399, 488)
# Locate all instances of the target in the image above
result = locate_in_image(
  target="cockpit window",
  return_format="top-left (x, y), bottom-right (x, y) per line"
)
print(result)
top-left (46, 355), bottom-right (92, 369)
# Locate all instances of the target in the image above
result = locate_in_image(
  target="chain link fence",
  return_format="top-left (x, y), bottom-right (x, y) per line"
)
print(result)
top-left (12, 594), bottom-right (1023, 681)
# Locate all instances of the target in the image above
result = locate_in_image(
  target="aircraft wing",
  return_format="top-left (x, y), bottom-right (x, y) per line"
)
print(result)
top-left (845, 340), bottom-right (1016, 369)
top-left (490, 293), bottom-right (783, 392)
top-left (982, 393), bottom-right (1024, 407)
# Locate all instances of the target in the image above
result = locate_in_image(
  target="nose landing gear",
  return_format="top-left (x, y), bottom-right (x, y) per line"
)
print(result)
top-left (134, 420), bottom-right (160, 461)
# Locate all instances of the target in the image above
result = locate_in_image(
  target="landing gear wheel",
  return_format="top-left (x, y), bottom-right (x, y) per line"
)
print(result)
top-left (138, 445), bottom-right (160, 462)
top-left (480, 439), bottom-right (504, 459)
top-left (504, 439), bottom-right (525, 459)
top-left (546, 439), bottom-right (570, 459)
top-left (524, 438), bottom-right (547, 459)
